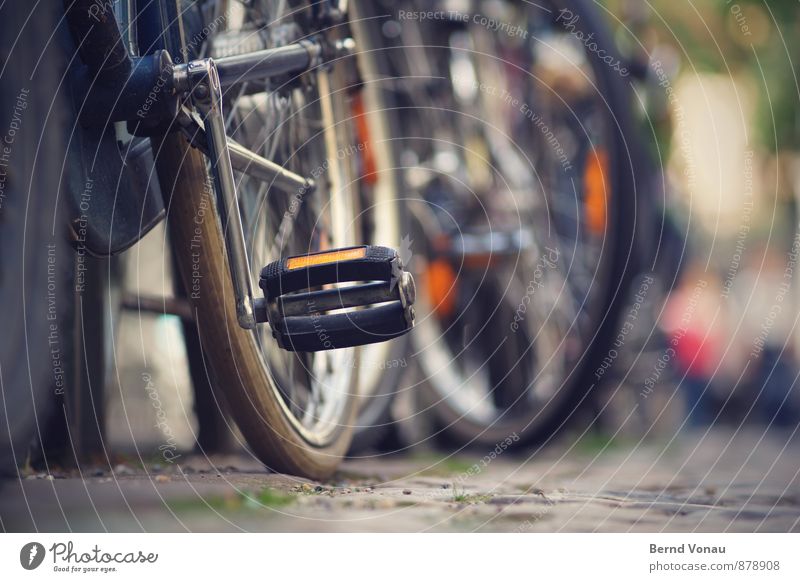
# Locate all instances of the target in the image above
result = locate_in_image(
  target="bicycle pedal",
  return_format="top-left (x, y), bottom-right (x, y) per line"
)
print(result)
top-left (258, 246), bottom-right (415, 352)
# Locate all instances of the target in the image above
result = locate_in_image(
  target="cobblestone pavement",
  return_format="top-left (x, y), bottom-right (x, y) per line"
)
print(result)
top-left (2, 429), bottom-right (799, 532)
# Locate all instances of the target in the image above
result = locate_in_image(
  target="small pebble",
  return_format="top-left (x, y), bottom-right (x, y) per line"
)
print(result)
top-left (402, 489), bottom-right (412, 495)
top-left (114, 464), bottom-right (134, 476)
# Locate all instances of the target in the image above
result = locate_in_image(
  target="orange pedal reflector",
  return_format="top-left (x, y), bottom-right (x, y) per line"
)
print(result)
top-left (286, 246), bottom-right (367, 270)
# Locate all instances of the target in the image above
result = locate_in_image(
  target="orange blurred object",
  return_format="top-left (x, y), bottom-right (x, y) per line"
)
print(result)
top-left (352, 93), bottom-right (377, 185)
top-left (425, 258), bottom-right (458, 318)
top-left (584, 148), bottom-right (609, 235)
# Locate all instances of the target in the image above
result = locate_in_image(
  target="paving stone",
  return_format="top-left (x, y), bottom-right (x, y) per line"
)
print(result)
top-left (1, 430), bottom-right (798, 532)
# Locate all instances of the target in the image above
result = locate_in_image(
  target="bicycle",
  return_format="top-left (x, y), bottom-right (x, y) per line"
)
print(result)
top-left (2, 0), bottom-right (415, 479)
top-left (352, 0), bottom-right (644, 451)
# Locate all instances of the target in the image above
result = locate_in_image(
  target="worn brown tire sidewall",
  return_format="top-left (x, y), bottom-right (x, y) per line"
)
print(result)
top-left (156, 133), bottom-right (357, 480)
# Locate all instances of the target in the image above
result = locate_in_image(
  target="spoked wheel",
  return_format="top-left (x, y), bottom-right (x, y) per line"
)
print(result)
top-left (390, 0), bottom-right (638, 446)
top-left (158, 0), bottom-right (405, 478)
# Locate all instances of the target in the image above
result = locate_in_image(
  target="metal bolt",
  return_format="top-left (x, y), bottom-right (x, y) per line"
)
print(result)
top-left (335, 38), bottom-right (356, 56)
top-left (194, 83), bottom-right (209, 99)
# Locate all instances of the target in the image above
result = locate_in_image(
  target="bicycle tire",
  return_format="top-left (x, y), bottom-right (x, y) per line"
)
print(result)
top-left (405, 0), bottom-right (642, 448)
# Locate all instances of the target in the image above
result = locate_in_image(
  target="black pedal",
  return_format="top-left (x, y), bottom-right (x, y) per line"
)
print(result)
top-left (258, 246), bottom-right (415, 352)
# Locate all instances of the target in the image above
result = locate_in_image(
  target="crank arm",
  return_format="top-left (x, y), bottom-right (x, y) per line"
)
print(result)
top-left (178, 36), bottom-right (389, 337)
top-left (186, 59), bottom-right (257, 329)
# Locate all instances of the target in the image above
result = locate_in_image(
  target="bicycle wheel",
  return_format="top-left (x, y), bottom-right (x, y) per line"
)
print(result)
top-left (387, 0), bottom-right (639, 446)
top-left (156, 0), bottom-right (405, 478)
top-left (0, 2), bottom-right (68, 474)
